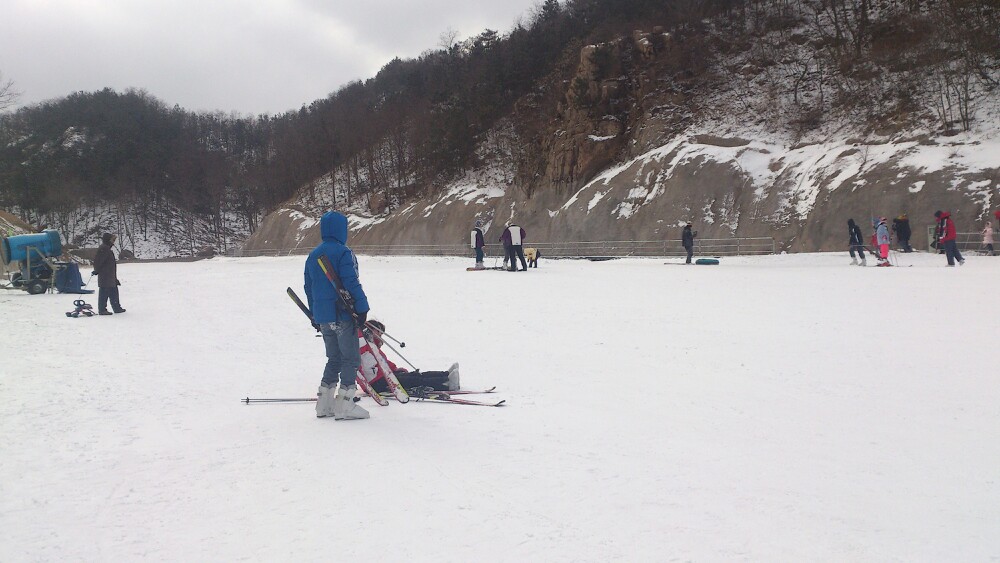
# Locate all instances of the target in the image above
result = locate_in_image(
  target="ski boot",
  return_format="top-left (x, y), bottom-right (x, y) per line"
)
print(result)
top-left (332, 385), bottom-right (369, 420)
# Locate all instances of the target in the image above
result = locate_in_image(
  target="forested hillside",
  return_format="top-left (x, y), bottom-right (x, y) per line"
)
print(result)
top-left (1, 0), bottom-right (997, 255)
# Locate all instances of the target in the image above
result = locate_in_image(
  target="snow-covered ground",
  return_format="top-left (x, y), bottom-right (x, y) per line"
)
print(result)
top-left (2, 252), bottom-right (998, 561)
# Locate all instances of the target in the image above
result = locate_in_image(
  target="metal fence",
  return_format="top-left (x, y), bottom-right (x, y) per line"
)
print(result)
top-left (224, 237), bottom-right (776, 259)
top-left (925, 226), bottom-right (996, 254)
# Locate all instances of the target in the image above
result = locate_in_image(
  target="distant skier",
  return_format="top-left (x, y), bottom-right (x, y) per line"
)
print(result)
top-left (92, 232), bottom-right (126, 315)
top-left (874, 217), bottom-right (891, 266)
top-left (934, 210), bottom-right (964, 266)
top-left (982, 221), bottom-right (994, 256)
top-left (358, 320), bottom-right (460, 393)
top-left (305, 211), bottom-right (371, 420)
top-left (502, 222), bottom-right (528, 272)
top-left (681, 223), bottom-right (697, 264)
top-left (471, 219), bottom-right (485, 270)
top-left (848, 218), bottom-right (866, 266)
top-left (892, 214), bottom-right (913, 252)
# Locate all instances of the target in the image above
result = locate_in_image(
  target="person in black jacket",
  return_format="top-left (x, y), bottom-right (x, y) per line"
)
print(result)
top-left (892, 214), bottom-right (913, 252)
top-left (471, 220), bottom-right (485, 270)
top-left (92, 233), bottom-right (125, 315)
top-left (681, 223), bottom-right (697, 264)
top-left (848, 218), bottom-right (866, 266)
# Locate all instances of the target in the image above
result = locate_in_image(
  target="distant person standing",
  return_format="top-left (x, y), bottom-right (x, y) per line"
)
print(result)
top-left (935, 210), bottom-right (964, 266)
top-left (681, 223), bottom-right (697, 264)
top-left (892, 214), bottom-right (913, 252)
top-left (848, 218), bottom-right (866, 266)
top-left (92, 233), bottom-right (126, 315)
top-left (982, 221), bottom-right (994, 256)
top-left (874, 217), bottom-right (891, 266)
top-left (471, 220), bottom-right (485, 270)
top-left (502, 222), bottom-right (528, 272)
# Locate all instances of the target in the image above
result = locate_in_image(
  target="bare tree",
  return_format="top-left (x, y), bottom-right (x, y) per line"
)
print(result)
top-left (438, 27), bottom-right (460, 51)
top-left (0, 71), bottom-right (20, 111)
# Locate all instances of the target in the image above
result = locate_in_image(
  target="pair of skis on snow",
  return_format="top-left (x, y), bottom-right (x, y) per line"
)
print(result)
top-left (287, 255), bottom-right (503, 407)
top-left (243, 387), bottom-right (503, 406)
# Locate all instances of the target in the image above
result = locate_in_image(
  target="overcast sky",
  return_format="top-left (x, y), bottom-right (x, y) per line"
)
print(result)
top-left (1, 0), bottom-right (542, 116)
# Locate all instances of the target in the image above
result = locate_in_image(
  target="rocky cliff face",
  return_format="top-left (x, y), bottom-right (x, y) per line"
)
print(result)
top-left (243, 27), bottom-right (1000, 254)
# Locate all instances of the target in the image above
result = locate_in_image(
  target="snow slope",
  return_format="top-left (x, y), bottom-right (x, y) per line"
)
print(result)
top-left (2, 253), bottom-right (999, 561)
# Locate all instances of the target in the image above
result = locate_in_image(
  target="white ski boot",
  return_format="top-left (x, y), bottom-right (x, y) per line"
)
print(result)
top-left (475, 261), bottom-right (485, 270)
top-left (316, 385), bottom-right (336, 418)
top-left (332, 385), bottom-right (369, 420)
top-left (447, 363), bottom-right (460, 391)
top-left (850, 258), bottom-right (858, 266)
top-left (859, 257), bottom-right (867, 267)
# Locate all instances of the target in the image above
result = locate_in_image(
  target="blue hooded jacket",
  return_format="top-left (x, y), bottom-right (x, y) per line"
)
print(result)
top-left (304, 211), bottom-right (370, 323)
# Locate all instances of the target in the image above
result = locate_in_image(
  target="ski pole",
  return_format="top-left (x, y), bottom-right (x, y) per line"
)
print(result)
top-left (364, 321), bottom-right (406, 348)
top-left (243, 396), bottom-right (362, 404)
top-left (243, 397), bottom-right (316, 403)
top-left (376, 336), bottom-right (420, 372)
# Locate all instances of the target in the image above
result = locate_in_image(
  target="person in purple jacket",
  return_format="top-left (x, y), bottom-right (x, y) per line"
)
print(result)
top-left (501, 222), bottom-right (528, 272)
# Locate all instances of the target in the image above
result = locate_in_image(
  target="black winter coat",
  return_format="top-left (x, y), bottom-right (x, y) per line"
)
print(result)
top-left (848, 223), bottom-right (864, 245)
top-left (892, 218), bottom-right (911, 240)
top-left (681, 226), bottom-right (696, 248)
top-left (93, 243), bottom-right (118, 288)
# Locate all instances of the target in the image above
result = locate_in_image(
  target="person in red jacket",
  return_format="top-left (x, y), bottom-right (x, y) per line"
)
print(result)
top-left (357, 320), bottom-right (460, 393)
top-left (935, 210), bottom-right (965, 266)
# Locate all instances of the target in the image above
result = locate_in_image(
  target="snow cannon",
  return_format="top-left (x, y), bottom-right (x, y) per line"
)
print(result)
top-left (1, 230), bottom-right (62, 264)
top-left (1, 230), bottom-right (65, 295)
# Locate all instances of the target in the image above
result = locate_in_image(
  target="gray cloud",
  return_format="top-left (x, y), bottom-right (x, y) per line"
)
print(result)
top-left (1, 0), bottom-right (541, 115)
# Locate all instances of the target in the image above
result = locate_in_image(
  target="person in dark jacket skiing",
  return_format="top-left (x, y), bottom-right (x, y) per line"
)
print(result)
top-left (304, 211), bottom-right (371, 420)
top-left (501, 222), bottom-right (528, 271)
top-left (92, 232), bottom-right (125, 315)
top-left (892, 214), bottom-right (913, 252)
top-left (847, 218), bottom-right (866, 266)
top-left (935, 210), bottom-right (964, 266)
top-left (681, 223), bottom-right (697, 264)
top-left (471, 220), bottom-right (486, 270)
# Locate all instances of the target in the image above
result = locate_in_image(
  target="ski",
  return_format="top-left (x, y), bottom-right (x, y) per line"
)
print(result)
top-left (286, 287), bottom-right (313, 319)
top-left (286, 286), bottom-right (390, 406)
top-left (416, 395), bottom-right (506, 407)
top-left (406, 386), bottom-right (505, 406)
top-left (316, 254), bottom-right (409, 404)
top-left (379, 386), bottom-right (496, 398)
top-left (354, 373), bottom-right (389, 406)
top-left (286, 287), bottom-right (322, 337)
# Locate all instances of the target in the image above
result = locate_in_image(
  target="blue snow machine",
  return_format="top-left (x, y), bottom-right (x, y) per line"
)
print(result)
top-left (0, 230), bottom-right (78, 295)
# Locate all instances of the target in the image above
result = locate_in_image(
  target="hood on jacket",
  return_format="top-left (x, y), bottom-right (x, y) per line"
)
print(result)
top-left (320, 211), bottom-right (349, 244)
top-left (848, 218), bottom-right (856, 228)
top-left (101, 233), bottom-right (116, 245)
top-left (935, 210), bottom-right (951, 219)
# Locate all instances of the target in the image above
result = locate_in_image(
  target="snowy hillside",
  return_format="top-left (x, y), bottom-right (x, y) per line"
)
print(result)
top-left (2, 253), bottom-right (999, 561)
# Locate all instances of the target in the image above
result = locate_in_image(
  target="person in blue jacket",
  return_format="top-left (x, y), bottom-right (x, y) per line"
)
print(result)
top-left (305, 211), bottom-right (371, 420)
